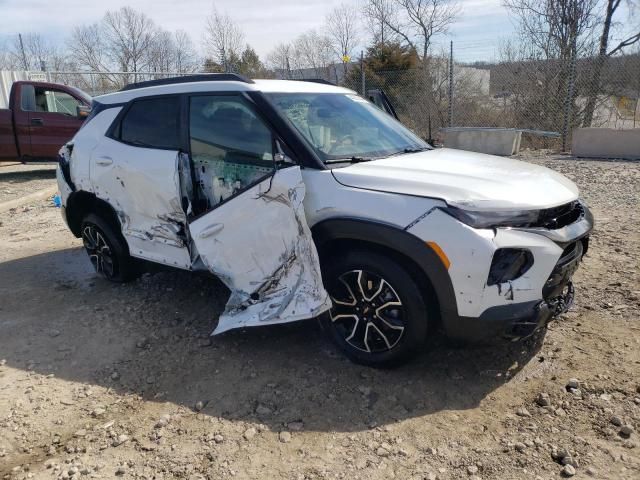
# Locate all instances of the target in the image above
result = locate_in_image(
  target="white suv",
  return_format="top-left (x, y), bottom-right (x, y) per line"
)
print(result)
top-left (56, 74), bottom-right (593, 367)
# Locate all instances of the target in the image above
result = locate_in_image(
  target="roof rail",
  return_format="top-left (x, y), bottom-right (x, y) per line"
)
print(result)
top-left (296, 78), bottom-right (336, 86)
top-left (120, 73), bottom-right (254, 91)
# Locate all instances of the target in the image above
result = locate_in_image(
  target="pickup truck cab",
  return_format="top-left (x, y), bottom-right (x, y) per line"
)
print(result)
top-left (0, 80), bottom-right (90, 162)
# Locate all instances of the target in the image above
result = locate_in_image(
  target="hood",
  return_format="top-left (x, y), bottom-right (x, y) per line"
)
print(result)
top-left (331, 148), bottom-right (579, 211)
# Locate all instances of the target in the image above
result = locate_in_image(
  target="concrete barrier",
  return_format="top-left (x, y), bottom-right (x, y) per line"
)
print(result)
top-left (440, 128), bottom-right (522, 156)
top-left (572, 128), bottom-right (640, 160)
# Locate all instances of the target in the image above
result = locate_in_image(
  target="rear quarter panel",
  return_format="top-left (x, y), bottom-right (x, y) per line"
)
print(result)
top-left (70, 107), bottom-right (122, 192)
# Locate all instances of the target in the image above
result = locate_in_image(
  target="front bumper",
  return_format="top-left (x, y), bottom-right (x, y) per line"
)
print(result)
top-left (443, 215), bottom-right (589, 342)
top-left (408, 201), bottom-right (592, 342)
top-left (445, 282), bottom-right (575, 342)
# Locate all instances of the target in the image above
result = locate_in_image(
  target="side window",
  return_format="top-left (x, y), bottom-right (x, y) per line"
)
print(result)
top-left (25, 87), bottom-right (81, 115)
top-left (189, 95), bottom-right (274, 208)
top-left (119, 97), bottom-right (180, 149)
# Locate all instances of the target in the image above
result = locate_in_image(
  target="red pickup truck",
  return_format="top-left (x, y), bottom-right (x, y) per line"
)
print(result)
top-left (0, 81), bottom-right (91, 162)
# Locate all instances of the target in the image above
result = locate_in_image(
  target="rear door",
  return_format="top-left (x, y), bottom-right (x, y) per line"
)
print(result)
top-left (24, 85), bottom-right (85, 159)
top-left (186, 93), bottom-right (330, 334)
top-left (90, 95), bottom-right (191, 269)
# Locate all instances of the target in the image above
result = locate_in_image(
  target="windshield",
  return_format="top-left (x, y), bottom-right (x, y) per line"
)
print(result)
top-left (265, 92), bottom-right (429, 162)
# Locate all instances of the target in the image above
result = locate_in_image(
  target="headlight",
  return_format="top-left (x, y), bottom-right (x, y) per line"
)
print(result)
top-left (441, 206), bottom-right (540, 229)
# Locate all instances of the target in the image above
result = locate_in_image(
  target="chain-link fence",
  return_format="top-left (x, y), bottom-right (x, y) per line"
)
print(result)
top-left (6, 51), bottom-right (638, 152)
top-left (335, 52), bottom-right (640, 150)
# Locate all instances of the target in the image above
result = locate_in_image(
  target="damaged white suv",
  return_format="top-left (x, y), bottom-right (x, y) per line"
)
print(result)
top-left (57, 74), bottom-right (593, 367)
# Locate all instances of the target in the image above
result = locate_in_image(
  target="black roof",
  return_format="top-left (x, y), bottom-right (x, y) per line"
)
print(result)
top-left (297, 78), bottom-right (337, 86)
top-left (120, 73), bottom-right (254, 92)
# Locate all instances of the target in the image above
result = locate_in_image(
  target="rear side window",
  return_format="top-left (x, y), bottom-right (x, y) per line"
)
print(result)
top-left (118, 97), bottom-right (180, 149)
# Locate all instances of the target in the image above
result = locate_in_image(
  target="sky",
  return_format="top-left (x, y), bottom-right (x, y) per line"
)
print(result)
top-left (0, 0), bottom-right (636, 64)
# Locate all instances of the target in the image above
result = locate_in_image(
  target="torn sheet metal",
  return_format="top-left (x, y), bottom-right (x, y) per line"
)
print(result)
top-left (90, 139), bottom-right (191, 269)
top-left (188, 166), bottom-right (332, 335)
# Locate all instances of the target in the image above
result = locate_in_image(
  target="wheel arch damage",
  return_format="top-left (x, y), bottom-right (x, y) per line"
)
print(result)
top-left (311, 217), bottom-right (459, 329)
top-left (65, 191), bottom-right (123, 239)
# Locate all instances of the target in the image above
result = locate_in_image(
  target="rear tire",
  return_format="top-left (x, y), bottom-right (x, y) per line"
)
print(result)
top-left (80, 213), bottom-right (139, 283)
top-left (320, 250), bottom-right (429, 367)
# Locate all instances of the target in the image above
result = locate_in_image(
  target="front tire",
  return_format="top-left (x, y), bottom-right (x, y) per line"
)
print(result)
top-left (81, 213), bottom-right (138, 283)
top-left (320, 250), bottom-right (429, 367)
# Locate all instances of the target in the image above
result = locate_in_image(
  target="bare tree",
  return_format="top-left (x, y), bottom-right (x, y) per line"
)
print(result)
top-left (173, 30), bottom-right (198, 73)
top-left (500, 0), bottom-right (607, 134)
top-left (293, 30), bottom-right (334, 78)
top-left (68, 24), bottom-right (111, 73)
top-left (149, 30), bottom-right (175, 73)
top-left (503, 0), bottom-right (599, 60)
top-left (326, 3), bottom-right (359, 75)
top-left (0, 40), bottom-right (12, 70)
top-left (102, 7), bottom-right (156, 77)
top-left (266, 43), bottom-right (294, 77)
top-left (70, 19), bottom-right (197, 78)
top-left (6, 33), bottom-right (68, 71)
top-left (363, 0), bottom-right (398, 45)
top-left (583, 0), bottom-right (640, 125)
top-left (364, 0), bottom-right (460, 61)
top-left (203, 6), bottom-right (244, 72)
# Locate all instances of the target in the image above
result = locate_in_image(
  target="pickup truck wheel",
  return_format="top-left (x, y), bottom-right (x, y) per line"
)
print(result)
top-left (81, 213), bottom-right (138, 283)
top-left (320, 250), bottom-right (428, 368)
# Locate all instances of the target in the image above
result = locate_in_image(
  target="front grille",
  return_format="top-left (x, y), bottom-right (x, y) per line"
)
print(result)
top-left (534, 201), bottom-right (583, 230)
top-left (543, 240), bottom-right (583, 299)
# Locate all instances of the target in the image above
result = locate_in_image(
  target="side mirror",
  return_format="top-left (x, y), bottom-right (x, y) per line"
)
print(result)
top-left (274, 152), bottom-right (294, 165)
top-left (274, 140), bottom-right (295, 166)
top-left (76, 105), bottom-right (91, 120)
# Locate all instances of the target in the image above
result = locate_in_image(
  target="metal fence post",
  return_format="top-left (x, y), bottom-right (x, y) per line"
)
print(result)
top-left (448, 40), bottom-right (453, 127)
top-left (360, 51), bottom-right (365, 95)
top-left (562, 35), bottom-right (578, 152)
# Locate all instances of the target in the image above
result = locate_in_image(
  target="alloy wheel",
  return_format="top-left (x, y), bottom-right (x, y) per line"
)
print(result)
top-left (329, 270), bottom-right (406, 353)
top-left (82, 224), bottom-right (116, 278)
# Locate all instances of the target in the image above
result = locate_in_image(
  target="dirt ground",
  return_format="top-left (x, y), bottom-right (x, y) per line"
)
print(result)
top-left (0, 153), bottom-right (638, 480)
top-left (0, 164), bottom-right (57, 204)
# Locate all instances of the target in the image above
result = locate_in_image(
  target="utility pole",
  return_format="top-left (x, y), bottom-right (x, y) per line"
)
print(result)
top-left (448, 40), bottom-right (453, 127)
top-left (18, 33), bottom-right (29, 70)
top-left (562, 31), bottom-right (578, 152)
top-left (360, 51), bottom-right (365, 95)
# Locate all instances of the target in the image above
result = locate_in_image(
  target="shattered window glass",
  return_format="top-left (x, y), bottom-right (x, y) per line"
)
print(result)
top-left (189, 95), bottom-right (275, 208)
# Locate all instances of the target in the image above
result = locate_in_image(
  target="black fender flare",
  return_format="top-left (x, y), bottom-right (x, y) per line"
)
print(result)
top-left (311, 217), bottom-right (459, 324)
top-left (65, 190), bottom-right (123, 238)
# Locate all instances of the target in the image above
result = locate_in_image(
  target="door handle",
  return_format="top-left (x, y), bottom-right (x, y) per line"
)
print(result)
top-left (198, 223), bottom-right (224, 239)
top-left (96, 156), bottom-right (113, 166)
top-left (31, 118), bottom-right (43, 126)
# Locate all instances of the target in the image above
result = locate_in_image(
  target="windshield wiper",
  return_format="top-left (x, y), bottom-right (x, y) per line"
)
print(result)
top-left (325, 156), bottom-right (373, 164)
top-left (402, 146), bottom-right (430, 153)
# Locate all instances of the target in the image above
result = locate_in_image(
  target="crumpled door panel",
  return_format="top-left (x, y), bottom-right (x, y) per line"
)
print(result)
top-left (90, 138), bottom-right (191, 269)
top-left (189, 166), bottom-right (332, 334)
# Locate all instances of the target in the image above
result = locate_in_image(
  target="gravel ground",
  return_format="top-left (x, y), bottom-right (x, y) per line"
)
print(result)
top-left (0, 154), bottom-right (638, 480)
top-left (0, 164), bottom-right (57, 204)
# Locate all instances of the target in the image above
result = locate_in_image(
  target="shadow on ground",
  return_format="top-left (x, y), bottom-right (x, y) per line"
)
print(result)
top-left (0, 248), bottom-right (544, 433)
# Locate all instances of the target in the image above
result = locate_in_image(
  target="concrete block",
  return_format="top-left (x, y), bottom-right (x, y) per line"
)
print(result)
top-left (441, 128), bottom-right (522, 156)
top-left (572, 128), bottom-right (640, 160)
